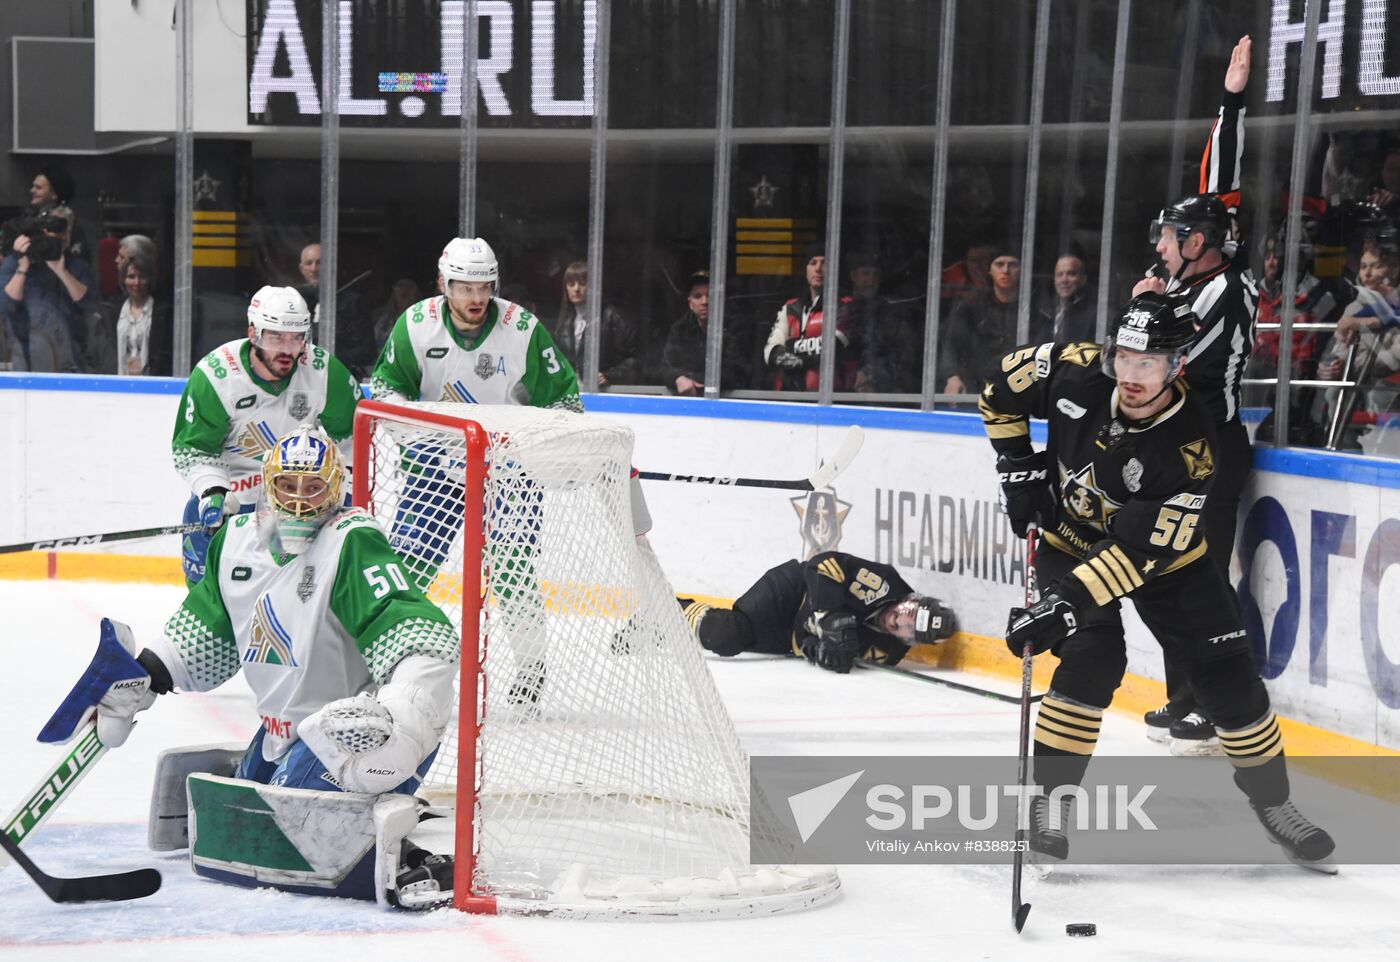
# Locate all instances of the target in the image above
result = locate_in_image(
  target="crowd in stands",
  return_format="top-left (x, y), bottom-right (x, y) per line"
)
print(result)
top-left (3, 129), bottom-right (1399, 455)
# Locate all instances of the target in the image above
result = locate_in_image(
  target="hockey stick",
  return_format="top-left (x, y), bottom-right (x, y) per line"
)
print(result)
top-left (637, 425), bottom-right (865, 490)
top-left (0, 829), bottom-right (160, 903)
top-left (2, 722), bottom-right (109, 870)
top-left (0, 523), bottom-right (202, 556)
top-left (853, 659), bottom-right (1043, 705)
top-left (1012, 526), bottom-right (1039, 934)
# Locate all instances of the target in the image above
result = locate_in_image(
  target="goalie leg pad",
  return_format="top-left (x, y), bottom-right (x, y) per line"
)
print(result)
top-left (148, 743), bottom-right (245, 850)
top-left (187, 773), bottom-right (419, 902)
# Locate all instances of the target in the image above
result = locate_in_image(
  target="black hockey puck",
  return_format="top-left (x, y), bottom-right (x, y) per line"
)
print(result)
top-left (1066, 923), bottom-right (1097, 937)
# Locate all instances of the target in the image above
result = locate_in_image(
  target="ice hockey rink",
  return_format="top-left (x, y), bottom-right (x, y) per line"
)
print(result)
top-left (2, 578), bottom-right (1397, 962)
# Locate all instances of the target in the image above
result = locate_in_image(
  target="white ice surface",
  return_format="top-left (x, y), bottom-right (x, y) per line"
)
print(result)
top-left (2, 579), bottom-right (1397, 961)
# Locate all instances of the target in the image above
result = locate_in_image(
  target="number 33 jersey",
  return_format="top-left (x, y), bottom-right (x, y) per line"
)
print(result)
top-left (147, 509), bottom-right (458, 761)
top-left (979, 341), bottom-right (1220, 608)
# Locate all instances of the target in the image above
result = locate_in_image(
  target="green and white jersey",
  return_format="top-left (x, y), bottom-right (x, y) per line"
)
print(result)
top-left (171, 339), bottom-right (360, 500)
top-left (370, 296), bottom-right (582, 411)
top-left (149, 508), bottom-right (459, 761)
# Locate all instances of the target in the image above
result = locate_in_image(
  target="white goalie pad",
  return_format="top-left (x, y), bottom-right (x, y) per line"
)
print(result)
top-left (148, 743), bottom-right (245, 851)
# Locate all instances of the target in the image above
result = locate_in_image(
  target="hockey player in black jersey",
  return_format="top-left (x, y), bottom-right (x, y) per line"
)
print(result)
top-left (680, 552), bottom-right (957, 674)
top-left (982, 293), bottom-right (1335, 873)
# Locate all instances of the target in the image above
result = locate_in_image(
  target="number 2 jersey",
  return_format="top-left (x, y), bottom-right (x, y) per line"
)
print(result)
top-left (370, 295), bottom-right (582, 411)
top-left (171, 339), bottom-right (360, 498)
top-left (979, 342), bottom-right (1220, 608)
top-left (145, 508), bottom-right (459, 761)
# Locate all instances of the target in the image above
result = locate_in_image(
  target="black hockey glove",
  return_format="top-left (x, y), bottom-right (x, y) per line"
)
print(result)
top-left (800, 611), bottom-right (861, 674)
top-left (996, 451), bottom-right (1053, 538)
top-left (1005, 593), bottom-right (1079, 657)
top-left (771, 348), bottom-right (806, 371)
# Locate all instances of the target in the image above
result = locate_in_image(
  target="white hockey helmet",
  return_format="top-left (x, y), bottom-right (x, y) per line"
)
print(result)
top-left (247, 285), bottom-right (312, 342)
top-left (438, 237), bottom-right (498, 286)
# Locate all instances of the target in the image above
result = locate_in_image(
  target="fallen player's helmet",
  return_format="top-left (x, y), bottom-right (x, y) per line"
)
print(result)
top-left (439, 236), bottom-right (498, 286)
top-left (882, 594), bottom-right (957, 645)
top-left (1102, 292), bottom-right (1198, 383)
top-left (247, 285), bottom-right (312, 343)
top-left (263, 426), bottom-right (345, 549)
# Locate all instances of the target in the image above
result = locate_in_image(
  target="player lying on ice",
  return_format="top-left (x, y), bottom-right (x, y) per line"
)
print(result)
top-left (679, 551), bottom-right (958, 673)
top-left (41, 425), bottom-right (461, 909)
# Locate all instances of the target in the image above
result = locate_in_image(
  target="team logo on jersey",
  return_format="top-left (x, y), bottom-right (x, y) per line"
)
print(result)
top-left (235, 395), bottom-right (256, 410)
top-left (229, 421), bottom-right (280, 459)
top-left (1122, 458), bottom-right (1144, 493)
top-left (245, 595), bottom-right (299, 667)
top-left (475, 353), bottom-right (497, 379)
top-left (1180, 439), bottom-right (1214, 480)
top-left (289, 392), bottom-right (310, 421)
top-left (427, 347), bottom-right (449, 359)
top-left (791, 488), bottom-right (851, 561)
top-left (1058, 462), bottom-right (1122, 529)
top-left (296, 565), bottom-right (317, 602)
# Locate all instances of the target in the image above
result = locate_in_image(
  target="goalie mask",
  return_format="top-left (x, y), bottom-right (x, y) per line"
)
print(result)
top-left (262, 426), bottom-right (344, 554)
top-left (878, 594), bottom-right (957, 645)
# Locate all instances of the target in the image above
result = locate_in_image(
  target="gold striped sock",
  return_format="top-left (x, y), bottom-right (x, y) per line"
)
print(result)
top-left (1034, 695), bottom-right (1104, 756)
top-left (1219, 712), bottom-right (1284, 767)
top-left (681, 601), bottom-right (712, 633)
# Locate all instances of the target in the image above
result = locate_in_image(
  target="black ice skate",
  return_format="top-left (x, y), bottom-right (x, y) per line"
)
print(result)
top-left (1028, 794), bottom-right (1073, 861)
top-left (1247, 796), bottom-right (1337, 874)
top-left (392, 843), bottom-right (455, 911)
top-left (1143, 702), bottom-right (1182, 745)
top-left (1169, 712), bottom-right (1223, 757)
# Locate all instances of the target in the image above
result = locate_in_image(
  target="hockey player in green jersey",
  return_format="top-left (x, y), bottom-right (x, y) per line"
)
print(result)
top-left (172, 286), bottom-right (361, 585)
top-left (43, 425), bottom-right (461, 905)
top-left (370, 236), bottom-right (582, 411)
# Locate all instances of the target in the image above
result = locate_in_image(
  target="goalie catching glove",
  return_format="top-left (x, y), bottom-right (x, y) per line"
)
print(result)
top-left (1005, 593), bottom-right (1079, 657)
top-left (298, 664), bottom-right (449, 795)
top-left (799, 611), bottom-right (861, 674)
top-left (38, 618), bottom-right (173, 749)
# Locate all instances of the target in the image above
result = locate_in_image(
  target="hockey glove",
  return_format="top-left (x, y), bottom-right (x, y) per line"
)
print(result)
top-left (771, 349), bottom-right (806, 371)
top-left (800, 611), bottom-right (861, 674)
top-left (39, 618), bottom-right (162, 748)
top-left (299, 682), bottom-right (445, 795)
top-left (996, 451), bottom-right (1053, 538)
top-left (198, 487), bottom-right (239, 534)
top-left (1005, 593), bottom-right (1079, 657)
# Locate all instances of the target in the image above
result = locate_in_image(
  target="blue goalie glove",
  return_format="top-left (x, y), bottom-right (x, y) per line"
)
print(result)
top-left (40, 618), bottom-right (156, 748)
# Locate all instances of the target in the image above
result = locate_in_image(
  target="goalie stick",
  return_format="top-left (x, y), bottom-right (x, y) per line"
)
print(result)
top-left (0, 523), bottom-right (202, 556)
top-left (853, 658), bottom-right (1044, 705)
top-left (637, 425), bottom-right (864, 490)
top-left (2, 721), bottom-right (108, 870)
top-left (0, 829), bottom-right (160, 904)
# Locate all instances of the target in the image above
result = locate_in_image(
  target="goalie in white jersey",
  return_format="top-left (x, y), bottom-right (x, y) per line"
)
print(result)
top-left (44, 426), bottom-right (461, 905)
top-left (172, 286), bottom-right (361, 586)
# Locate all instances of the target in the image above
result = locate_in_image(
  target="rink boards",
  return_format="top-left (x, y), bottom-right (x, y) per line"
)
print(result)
top-left (1, 374), bottom-right (1398, 752)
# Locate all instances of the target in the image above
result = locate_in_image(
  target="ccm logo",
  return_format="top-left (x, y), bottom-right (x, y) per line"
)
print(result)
top-left (1001, 470), bottom-right (1047, 482)
top-left (33, 536), bottom-right (101, 549)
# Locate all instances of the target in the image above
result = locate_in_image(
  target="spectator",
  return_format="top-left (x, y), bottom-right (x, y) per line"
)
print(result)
top-left (940, 241), bottom-right (997, 304)
top-left (939, 244), bottom-right (1026, 394)
top-left (847, 252), bottom-right (921, 394)
top-left (372, 278), bottom-right (421, 351)
top-left (1369, 145), bottom-right (1400, 222)
top-left (1036, 253), bottom-right (1097, 343)
top-left (549, 261), bottom-right (641, 389)
top-left (295, 241), bottom-right (374, 377)
top-left (113, 258), bottom-right (172, 376)
top-left (1316, 243), bottom-right (1400, 439)
top-left (763, 247), bottom-right (855, 391)
top-left (103, 234), bottom-right (159, 313)
top-left (29, 165), bottom-right (94, 267)
top-left (660, 270), bottom-right (744, 396)
top-left (0, 204), bottom-right (97, 372)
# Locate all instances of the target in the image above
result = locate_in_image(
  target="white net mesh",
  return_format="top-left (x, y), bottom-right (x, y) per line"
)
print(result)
top-left (358, 401), bottom-right (837, 917)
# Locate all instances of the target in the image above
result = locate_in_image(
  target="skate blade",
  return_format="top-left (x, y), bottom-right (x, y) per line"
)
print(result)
top-left (1145, 728), bottom-right (1173, 745)
top-left (1283, 849), bottom-right (1340, 876)
top-left (1169, 737), bottom-right (1223, 757)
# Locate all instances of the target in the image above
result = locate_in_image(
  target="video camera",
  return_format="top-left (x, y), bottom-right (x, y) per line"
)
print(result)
top-left (1, 211), bottom-right (68, 264)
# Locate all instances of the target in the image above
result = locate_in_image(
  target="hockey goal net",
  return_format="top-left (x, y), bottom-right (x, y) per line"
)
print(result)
top-left (352, 399), bottom-right (838, 918)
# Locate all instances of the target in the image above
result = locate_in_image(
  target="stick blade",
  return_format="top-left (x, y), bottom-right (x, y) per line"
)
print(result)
top-left (47, 867), bottom-right (162, 904)
top-left (807, 425), bottom-right (865, 490)
top-left (1014, 901), bottom-right (1032, 932)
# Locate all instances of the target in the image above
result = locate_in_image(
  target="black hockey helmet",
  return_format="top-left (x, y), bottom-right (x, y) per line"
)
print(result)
top-left (879, 593), bottom-right (957, 645)
top-left (1102, 292), bottom-right (1198, 381)
top-left (1150, 194), bottom-right (1232, 252)
top-left (1330, 200), bottom-right (1398, 255)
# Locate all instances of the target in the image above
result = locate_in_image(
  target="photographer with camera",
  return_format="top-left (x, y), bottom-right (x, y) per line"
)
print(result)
top-left (0, 204), bottom-right (97, 372)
